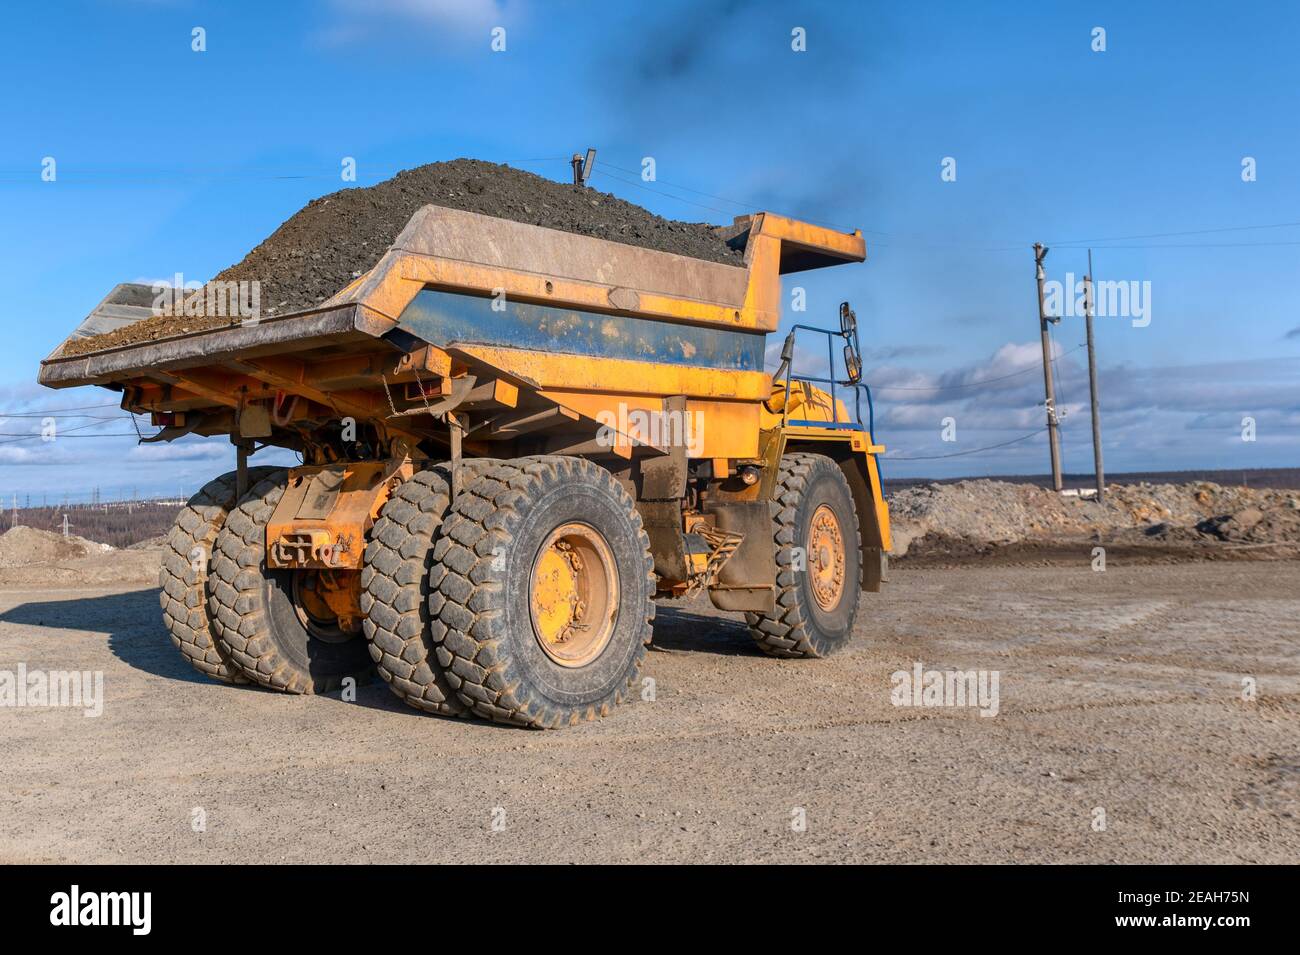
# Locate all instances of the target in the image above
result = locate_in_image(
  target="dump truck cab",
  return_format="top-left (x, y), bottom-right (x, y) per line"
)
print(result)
top-left (40, 201), bottom-right (889, 727)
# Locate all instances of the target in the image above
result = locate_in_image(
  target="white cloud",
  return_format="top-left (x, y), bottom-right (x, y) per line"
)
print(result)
top-left (314, 0), bottom-right (508, 47)
top-left (0, 447), bottom-right (37, 464)
top-left (353, 0), bottom-right (504, 26)
top-left (128, 439), bottom-right (231, 463)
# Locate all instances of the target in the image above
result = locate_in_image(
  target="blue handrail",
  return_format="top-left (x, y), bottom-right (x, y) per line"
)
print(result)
top-left (778, 307), bottom-right (882, 477)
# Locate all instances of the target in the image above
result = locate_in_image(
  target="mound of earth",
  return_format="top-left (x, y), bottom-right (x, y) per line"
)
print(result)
top-left (61, 158), bottom-right (743, 356)
top-left (887, 479), bottom-right (1300, 560)
top-left (0, 525), bottom-right (114, 569)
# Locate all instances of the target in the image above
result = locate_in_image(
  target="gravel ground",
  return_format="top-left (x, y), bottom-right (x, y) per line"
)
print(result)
top-left (61, 158), bottom-right (742, 356)
top-left (1, 556), bottom-right (1296, 864)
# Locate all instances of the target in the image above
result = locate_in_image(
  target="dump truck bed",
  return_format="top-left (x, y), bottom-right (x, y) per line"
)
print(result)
top-left (39, 297), bottom-right (393, 388)
top-left (39, 206), bottom-right (866, 459)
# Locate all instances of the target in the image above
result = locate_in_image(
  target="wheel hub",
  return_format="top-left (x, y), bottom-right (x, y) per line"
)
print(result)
top-left (292, 569), bottom-right (362, 642)
top-left (808, 504), bottom-right (846, 611)
top-left (529, 522), bottom-right (618, 668)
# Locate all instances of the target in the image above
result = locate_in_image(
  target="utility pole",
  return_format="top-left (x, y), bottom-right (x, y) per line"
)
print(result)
top-left (1033, 243), bottom-right (1064, 491)
top-left (62, 513), bottom-right (70, 538)
top-left (1084, 250), bottom-right (1105, 501)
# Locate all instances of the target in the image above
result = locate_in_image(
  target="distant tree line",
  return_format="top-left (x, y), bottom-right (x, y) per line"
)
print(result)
top-left (7, 503), bottom-right (180, 549)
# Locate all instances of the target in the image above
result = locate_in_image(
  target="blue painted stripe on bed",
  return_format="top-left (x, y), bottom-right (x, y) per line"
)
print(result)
top-left (396, 289), bottom-right (765, 371)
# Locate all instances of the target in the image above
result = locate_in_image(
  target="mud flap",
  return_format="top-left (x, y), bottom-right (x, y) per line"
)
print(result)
top-left (864, 547), bottom-right (888, 592)
top-left (705, 500), bottom-right (777, 613)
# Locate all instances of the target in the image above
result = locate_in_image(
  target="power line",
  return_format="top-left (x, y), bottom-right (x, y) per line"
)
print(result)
top-left (597, 158), bottom-right (1300, 251)
top-left (0, 412), bottom-right (125, 420)
top-left (1048, 220), bottom-right (1300, 245)
top-left (15, 151), bottom-right (1300, 253)
top-left (589, 168), bottom-right (740, 219)
top-left (0, 402), bottom-right (119, 414)
top-left (0, 157), bottom-right (574, 186)
top-left (0, 432), bottom-right (138, 438)
top-left (599, 159), bottom-right (777, 216)
top-left (597, 158), bottom-right (1300, 250)
top-left (871, 344), bottom-right (1085, 393)
top-left (0, 433), bottom-right (138, 443)
top-left (886, 428), bottom-right (1046, 461)
top-left (0, 416), bottom-right (141, 444)
top-left (1052, 239), bottom-right (1300, 249)
top-left (592, 161), bottom-right (859, 234)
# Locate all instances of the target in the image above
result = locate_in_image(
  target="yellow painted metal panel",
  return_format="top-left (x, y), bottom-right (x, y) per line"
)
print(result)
top-left (538, 391), bottom-right (761, 459)
top-left (324, 207), bottom-right (866, 340)
top-left (753, 213), bottom-right (867, 262)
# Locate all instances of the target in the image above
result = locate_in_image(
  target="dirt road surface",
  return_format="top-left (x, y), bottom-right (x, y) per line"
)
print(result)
top-left (2, 558), bottom-right (1297, 864)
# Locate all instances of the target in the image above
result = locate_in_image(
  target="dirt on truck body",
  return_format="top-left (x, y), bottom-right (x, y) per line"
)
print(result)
top-left (62, 159), bottom-right (744, 356)
top-left (40, 159), bottom-right (888, 729)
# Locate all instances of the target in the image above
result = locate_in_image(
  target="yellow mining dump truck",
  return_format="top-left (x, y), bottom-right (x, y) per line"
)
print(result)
top-left (39, 207), bottom-right (890, 728)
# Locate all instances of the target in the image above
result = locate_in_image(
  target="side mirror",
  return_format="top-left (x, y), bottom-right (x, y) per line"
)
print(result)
top-left (839, 301), bottom-right (857, 339)
top-left (843, 344), bottom-right (862, 384)
top-left (840, 302), bottom-right (862, 384)
top-left (779, 330), bottom-right (796, 365)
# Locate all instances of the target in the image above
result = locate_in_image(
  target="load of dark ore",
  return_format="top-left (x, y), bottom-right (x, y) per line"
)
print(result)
top-left (61, 158), bottom-right (743, 356)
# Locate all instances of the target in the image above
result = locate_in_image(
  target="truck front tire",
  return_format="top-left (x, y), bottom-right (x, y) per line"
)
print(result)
top-left (746, 452), bottom-right (862, 658)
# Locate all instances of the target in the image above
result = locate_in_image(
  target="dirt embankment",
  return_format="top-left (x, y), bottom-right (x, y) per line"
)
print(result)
top-left (0, 526), bottom-right (159, 587)
top-left (60, 159), bottom-right (742, 356)
top-left (888, 479), bottom-right (1300, 563)
top-left (0, 526), bottom-right (113, 568)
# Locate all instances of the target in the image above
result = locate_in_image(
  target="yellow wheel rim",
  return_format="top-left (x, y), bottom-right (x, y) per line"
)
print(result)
top-left (808, 504), bottom-right (846, 612)
top-left (529, 522), bottom-right (619, 668)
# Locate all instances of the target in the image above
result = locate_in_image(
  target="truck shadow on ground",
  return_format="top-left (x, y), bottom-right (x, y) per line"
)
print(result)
top-left (0, 589), bottom-right (763, 714)
top-left (0, 588), bottom-right (416, 716)
top-left (0, 587), bottom-right (209, 684)
top-left (649, 604), bottom-right (760, 656)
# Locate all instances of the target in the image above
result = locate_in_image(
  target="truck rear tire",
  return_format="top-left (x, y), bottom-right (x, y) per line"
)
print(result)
top-left (361, 465), bottom-right (468, 716)
top-left (159, 467), bottom-right (276, 684)
top-left (432, 456), bottom-right (655, 728)
top-left (208, 470), bottom-right (373, 694)
top-left (746, 452), bottom-right (862, 658)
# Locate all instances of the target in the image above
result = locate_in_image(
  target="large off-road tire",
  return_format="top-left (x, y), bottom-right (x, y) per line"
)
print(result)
top-left (746, 452), bottom-right (862, 658)
top-left (209, 470), bottom-right (373, 694)
top-left (159, 467), bottom-right (276, 684)
top-left (359, 461), bottom-right (493, 717)
top-left (432, 456), bottom-right (655, 728)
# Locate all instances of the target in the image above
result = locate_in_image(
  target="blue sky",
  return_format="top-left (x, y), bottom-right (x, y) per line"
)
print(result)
top-left (2, 0), bottom-right (1298, 501)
